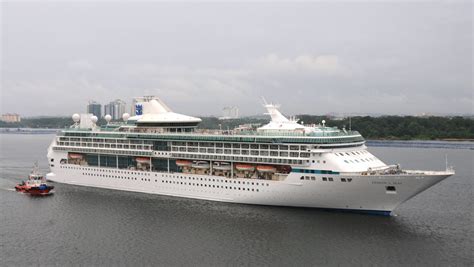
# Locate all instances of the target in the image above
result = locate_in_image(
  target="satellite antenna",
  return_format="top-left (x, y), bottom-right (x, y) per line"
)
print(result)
top-left (71, 113), bottom-right (80, 128)
top-left (122, 113), bottom-right (130, 122)
top-left (322, 120), bottom-right (326, 136)
top-left (91, 115), bottom-right (98, 128)
top-left (104, 114), bottom-right (112, 125)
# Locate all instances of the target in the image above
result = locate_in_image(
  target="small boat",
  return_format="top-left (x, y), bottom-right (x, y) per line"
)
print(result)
top-left (192, 161), bottom-right (210, 169)
top-left (256, 165), bottom-right (276, 173)
top-left (15, 163), bottom-right (54, 196)
top-left (213, 162), bottom-right (231, 171)
top-left (176, 159), bottom-right (192, 167)
top-left (235, 163), bottom-right (255, 172)
top-left (68, 153), bottom-right (83, 159)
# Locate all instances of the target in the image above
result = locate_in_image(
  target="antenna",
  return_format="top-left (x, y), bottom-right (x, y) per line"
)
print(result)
top-left (349, 116), bottom-right (352, 131)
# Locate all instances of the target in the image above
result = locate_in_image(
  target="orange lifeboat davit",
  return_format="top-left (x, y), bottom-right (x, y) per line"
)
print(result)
top-left (68, 153), bottom-right (83, 159)
top-left (136, 157), bottom-right (151, 163)
top-left (235, 164), bottom-right (255, 172)
top-left (176, 159), bottom-right (192, 167)
top-left (213, 162), bottom-right (231, 171)
top-left (192, 161), bottom-right (210, 169)
top-left (256, 165), bottom-right (276, 173)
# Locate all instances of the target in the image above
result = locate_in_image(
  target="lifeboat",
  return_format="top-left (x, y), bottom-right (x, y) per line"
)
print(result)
top-left (256, 165), bottom-right (277, 173)
top-left (68, 153), bottom-right (83, 159)
top-left (213, 162), bottom-right (231, 171)
top-left (176, 159), bottom-right (192, 167)
top-left (235, 164), bottom-right (255, 172)
top-left (136, 157), bottom-right (151, 163)
top-left (192, 161), bottom-right (210, 169)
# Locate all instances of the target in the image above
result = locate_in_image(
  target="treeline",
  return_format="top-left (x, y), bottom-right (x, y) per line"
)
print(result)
top-left (1, 115), bottom-right (473, 140)
top-left (296, 115), bottom-right (474, 140)
top-left (0, 117), bottom-right (72, 128)
top-left (200, 115), bottom-right (474, 140)
top-left (197, 117), bottom-right (269, 130)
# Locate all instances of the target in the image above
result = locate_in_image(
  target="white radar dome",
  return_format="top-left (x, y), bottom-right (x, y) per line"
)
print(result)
top-left (91, 115), bottom-right (98, 124)
top-left (72, 113), bottom-right (80, 122)
top-left (122, 113), bottom-right (130, 122)
top-left (104, 114), bottom-right (112, 123)
top-left (322, 120), bottom-right (326, 124)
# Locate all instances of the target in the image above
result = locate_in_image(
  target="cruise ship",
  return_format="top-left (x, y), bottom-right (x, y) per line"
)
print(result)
top-left (46, 96), bottom-right (454, 215)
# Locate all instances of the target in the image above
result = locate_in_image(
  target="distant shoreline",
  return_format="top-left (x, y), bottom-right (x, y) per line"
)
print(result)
top-left (0, 128), bottom-right (60, 134)
top-left (1, 128), bottom-right (473, 144)
top-left (368, 138), bottom-right (474, 142)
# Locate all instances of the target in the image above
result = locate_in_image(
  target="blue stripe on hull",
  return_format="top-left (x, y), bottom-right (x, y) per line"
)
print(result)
top-left (319, 207), bottom-right (392, 216)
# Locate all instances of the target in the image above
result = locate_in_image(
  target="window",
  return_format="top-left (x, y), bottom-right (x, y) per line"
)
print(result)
top-left (322, 177), bottom-right (327, 181)
top-left (341, 178), bottom-right (346, 182)
top-left (386, 186), bottom-right (396, 193)
top-left (328, 177), bottom-right (333, 181)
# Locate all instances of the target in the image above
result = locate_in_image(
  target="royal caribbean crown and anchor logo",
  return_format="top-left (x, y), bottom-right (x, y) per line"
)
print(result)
top-left (135, 104), bottom-right (143, 115)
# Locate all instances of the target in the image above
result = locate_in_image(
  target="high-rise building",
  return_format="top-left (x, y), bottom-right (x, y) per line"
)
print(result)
top-left (104, 99), bottom-right (127, 120)
top-left (87, 101), bottom-right (102, 118)
top-left (219, 106), bottom-right (239, 120)
top-left (1, 113), bottom-right (21, 122)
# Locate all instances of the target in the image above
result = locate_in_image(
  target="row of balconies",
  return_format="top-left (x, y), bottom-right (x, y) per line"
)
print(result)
top-left (170, 152), bottom-right (306, 166)
top-left (56, 142), bottom-right (153, 151)
top-left (171, 142), bottom-right (307, 151)
top-left (53, 146), bottom-right (152, 156)
top-left (170, 146), bottom-right (311, 158)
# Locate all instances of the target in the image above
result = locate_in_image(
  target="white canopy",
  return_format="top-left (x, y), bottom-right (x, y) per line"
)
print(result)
top-left (129, 98), bottom-right (202, 124)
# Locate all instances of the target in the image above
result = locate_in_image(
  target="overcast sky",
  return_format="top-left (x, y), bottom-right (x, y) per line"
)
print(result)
top-left (1, 1), bottom-right (472, 117)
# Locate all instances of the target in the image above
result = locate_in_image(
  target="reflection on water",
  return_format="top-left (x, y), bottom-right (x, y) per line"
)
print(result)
top-left (0, 134), bottom-right (472, 265)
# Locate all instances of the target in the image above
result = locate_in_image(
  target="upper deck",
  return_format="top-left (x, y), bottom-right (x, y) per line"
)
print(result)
top-left (59, 127), bottom-right (365, 146)
top-left (60, 96), bottom-right (365, 148)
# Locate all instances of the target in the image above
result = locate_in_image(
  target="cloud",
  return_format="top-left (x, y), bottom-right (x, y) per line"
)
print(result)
top-left (1, 51), bottom-right (472, 116)
top-left (67, 59), bottom-right (94, 71)
top-left (254, 54), bottom-right (346, 75)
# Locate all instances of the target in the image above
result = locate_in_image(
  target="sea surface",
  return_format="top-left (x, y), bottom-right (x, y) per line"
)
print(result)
top-left (0, 134), bottom-right (472, 266)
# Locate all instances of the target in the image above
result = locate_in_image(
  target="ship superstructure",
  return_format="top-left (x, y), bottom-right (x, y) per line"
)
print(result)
top-left (46, 96), bottom-right (454, 215)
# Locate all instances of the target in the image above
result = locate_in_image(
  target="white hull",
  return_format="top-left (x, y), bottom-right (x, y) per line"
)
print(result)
top-left (47, 163), bottom-right (451, 215)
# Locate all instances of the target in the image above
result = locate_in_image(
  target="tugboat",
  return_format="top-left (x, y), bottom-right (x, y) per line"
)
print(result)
top-left (15, 162), bottom-right (54, 196)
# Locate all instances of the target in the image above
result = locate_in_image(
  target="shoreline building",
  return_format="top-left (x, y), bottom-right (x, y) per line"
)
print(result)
top-left (87, 101), bottom-right (102, 119)
top-left (1, 113), bottom-right (21, 123)
top-left (219, 106), bottom-right (239, 120)
top-left (104, 99), bottom-right (126, 120)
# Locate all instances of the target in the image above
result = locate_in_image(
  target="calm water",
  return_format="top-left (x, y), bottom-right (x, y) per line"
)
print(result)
top-left (0, 134), bottom-right (472, 266)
